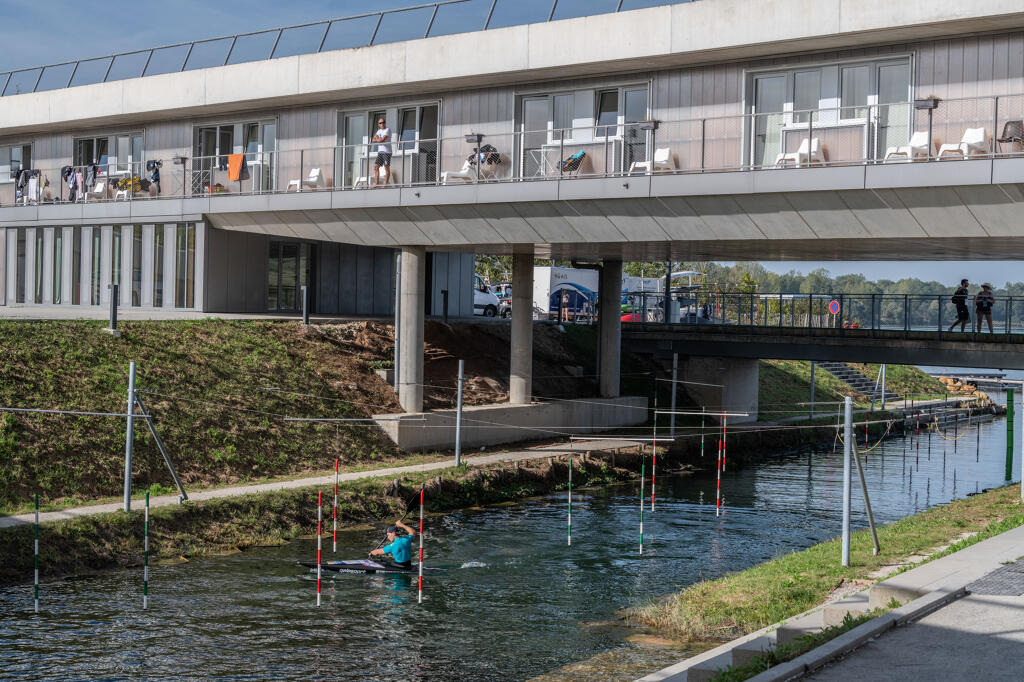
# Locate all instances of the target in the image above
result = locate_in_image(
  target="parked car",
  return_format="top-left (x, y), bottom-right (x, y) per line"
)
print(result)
top-left (474, 274), bottom-right (500, 317)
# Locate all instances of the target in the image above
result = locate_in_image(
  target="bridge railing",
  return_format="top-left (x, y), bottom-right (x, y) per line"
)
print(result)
top-left (622, 292), bottom-right (1024, 337)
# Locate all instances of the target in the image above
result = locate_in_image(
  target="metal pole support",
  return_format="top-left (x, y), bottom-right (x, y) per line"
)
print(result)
top-left (123, 361), bottom-right (137, 512)
top-left (853, 429), bottom-right (881, 555)
top-left (669, 352), bottom-right (678, 437)
top-left (454, 359), bottom-right (464, 467)
top-left (301, 285), bottom-right (309, 325)
top-left (842, 396), bottom-right (852, 566)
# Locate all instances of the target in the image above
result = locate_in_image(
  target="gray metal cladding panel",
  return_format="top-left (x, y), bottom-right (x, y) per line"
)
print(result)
top-left (373, 247), bottom-right (395, 315)
top-left (245, 232), bottom-right (267, 313)
top-left (355, 245), bottom-right (375, 316)
top-left (338, 244), bottom-right (359, 315)
top-left (317, 242), bottom-right (341, 315)
top-left (203, 227), bottom-right (228, 312)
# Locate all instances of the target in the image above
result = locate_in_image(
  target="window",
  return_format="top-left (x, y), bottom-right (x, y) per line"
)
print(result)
top-left (841, 65), bottom-right (871, 120)
top-left (154, 227), bottom-right (164, 308)
top-left (131, 225), bottom-right (142, 307)
top-left (72, 227), bottom-right (82, 305)
top-left (793, 71), bottom-right (820, 123)
top-left (596, 90), bottom-right (619, 137)
top-left (111, 226), bottom-right (121, 290)
top-left (175, 223), bottom-right (195, 309)
top-left (552, 94), bottom-right (574, 141)
top-left (193, 121), bottom-right (276, 193)
top-left (34, 229), bottom-right (43, 304)
top-left (53, 229), bottom-right (63, 305)
top-left (0, 144), bottom-right (31, 183)
top-left (15, 229), bottom-right (25, 304)
top-left (90, 229), bottom-right (101, 305)
top-left (74, 134), bottom-right (142, 173)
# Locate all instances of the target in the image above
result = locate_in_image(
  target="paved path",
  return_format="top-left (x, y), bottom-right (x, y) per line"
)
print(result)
top-left (0, 438), bottom-right (637, 528)
top-left (807, 572), bottom-right (1024, 681)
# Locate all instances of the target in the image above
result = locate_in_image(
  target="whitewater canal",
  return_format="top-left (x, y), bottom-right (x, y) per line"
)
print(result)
top-left (1, 417), bottom-right (1019, 680)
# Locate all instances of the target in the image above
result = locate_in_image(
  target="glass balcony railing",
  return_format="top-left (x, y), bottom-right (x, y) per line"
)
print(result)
top-left (0, 0), bottom-right (700, 96)
top-left (2, 92), bottom-right (1022, 208)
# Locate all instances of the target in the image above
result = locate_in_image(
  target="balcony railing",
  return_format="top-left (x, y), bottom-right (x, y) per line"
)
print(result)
top-left (2, 92), bottom-right (1023, 208)
top-left (622, 292), bottom-right (1024, 338)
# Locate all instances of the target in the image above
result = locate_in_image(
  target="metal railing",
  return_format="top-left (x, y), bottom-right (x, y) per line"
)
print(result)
top-left (3, 91), bottom-right (1023, 207)
top-left (622, 292), bottom-right (1024, 338)
top-left (0, 0), bottom-right (700, 97)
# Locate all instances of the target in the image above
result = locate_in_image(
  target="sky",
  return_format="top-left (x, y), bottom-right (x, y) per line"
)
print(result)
top-left (2, 3), bottom-right (1019, 287)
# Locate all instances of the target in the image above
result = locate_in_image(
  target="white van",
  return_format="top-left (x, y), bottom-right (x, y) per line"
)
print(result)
top-left (474, 274), bottom-right (500, 317)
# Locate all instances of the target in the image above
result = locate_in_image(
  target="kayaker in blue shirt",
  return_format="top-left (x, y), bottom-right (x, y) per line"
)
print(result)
top-left (369, 520), bottom-right (415, 568)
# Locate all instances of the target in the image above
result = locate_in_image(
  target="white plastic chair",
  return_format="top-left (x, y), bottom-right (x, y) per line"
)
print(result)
top-left (774, 138), bottom-right (824, 167)
top-left (884, 131), bottom-right (936, 162)
top-left (442, 160), bottom-right (475, 184)
top-left (628, 147), bottom-right (675, 173)
top-left (937, 128), bottom-right (989, 159)
top-left (85, 181), bottom-right (107, 202)
top-left (353, 166), bottom-right (396, 189)
top-left (286, 167), bottom-right (323, 192)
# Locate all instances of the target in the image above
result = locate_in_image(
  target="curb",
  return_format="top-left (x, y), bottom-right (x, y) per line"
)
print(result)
top-left (746, 586), bottom-right (967, 682)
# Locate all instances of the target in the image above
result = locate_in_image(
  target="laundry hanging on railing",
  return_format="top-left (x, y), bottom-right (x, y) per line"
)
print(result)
top-left (227, 154), bottom-right (249, 182)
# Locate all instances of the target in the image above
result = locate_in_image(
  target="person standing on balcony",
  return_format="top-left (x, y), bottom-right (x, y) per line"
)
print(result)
top-left (372, 117), bottom-right (392, 187)
top-left (975, 283), bottom-right (995, 333)
top-left (948, 278), bottom-right (970, 332)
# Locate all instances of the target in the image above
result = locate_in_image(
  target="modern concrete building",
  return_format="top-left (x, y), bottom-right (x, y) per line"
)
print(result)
top-left (3, 0), bottom-right (1024, 419)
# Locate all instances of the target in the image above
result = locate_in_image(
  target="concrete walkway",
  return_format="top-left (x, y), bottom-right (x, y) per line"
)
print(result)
top-left (0, 438), bottom-right (636, 528)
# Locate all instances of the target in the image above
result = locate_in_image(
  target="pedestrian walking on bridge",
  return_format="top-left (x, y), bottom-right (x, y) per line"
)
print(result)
top-left (975, 283), bottom-right (995, 333)
top-left (949, 278), bottom-right (970, 332)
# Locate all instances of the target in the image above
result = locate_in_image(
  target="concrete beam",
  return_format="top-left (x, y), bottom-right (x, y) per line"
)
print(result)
top-left (600, 260), bottom-right (622, 399)
top-left (510, 249), bottom-right (534, 404)
top-left (398, 246), bottom-right (425, 413)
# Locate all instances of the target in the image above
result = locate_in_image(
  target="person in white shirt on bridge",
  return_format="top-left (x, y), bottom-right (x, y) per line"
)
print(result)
top-left (975, 283), bottom-right (995, 333)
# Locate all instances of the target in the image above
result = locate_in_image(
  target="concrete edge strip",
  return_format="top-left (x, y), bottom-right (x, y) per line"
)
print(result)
top-left (748, 587), bottom-right (967, 682)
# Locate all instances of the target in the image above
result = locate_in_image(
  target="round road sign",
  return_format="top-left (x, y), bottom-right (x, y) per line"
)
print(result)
top-left (828, 300), bottom-right (840, 315)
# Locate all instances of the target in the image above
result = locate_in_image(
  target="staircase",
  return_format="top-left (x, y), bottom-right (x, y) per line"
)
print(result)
top-left (816, 362), bottom-right (901, 403)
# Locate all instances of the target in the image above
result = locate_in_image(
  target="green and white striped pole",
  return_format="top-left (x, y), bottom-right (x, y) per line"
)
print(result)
top-left (34, 493), bottom-right (39, 614)
top-left (639, 461), bottom-right (645, 555)
top-left (143, 490), bottom-right (149, 609)
top-left (567, 457), bottom-right (572, 547)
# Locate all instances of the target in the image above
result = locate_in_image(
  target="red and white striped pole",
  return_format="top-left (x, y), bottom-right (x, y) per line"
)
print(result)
top-left (316, 490), bottom-right (322, 607)
top-left (333, 459), bottom-right (338, 553)
top-left (418, 487), bottom-right (424, 604)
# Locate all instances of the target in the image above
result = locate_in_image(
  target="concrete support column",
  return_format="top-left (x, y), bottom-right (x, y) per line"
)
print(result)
top-left (398, 246), bottom-right (426, 413)
top-left (680, 356), bottom-right (759, 423)
top-left (510, 249), bottom-right (534, 404)
top-left (600, 259), bottom-right (622, 398)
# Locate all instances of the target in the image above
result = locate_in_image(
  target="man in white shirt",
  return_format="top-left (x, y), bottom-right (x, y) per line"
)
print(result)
top-left (372, 117), bottom-right (392, 187)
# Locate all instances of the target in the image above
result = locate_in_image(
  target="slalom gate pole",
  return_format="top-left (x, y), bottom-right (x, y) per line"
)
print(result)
top-left (639, 461), bottom-right (645, 555)
top-left (567, 457), bottom-right (572, 547)
top-left (333, 459), bottom-right (338, 553)
top-left (34, 493), bottom-right (39, 614)
top-left (716, 438), bottom-right (722, 517)
top-left (418, 488), bottom-right (424, 604)
top-left (143, 490), bottom-right (149, 609)
top-left (722, 410), bottom-right (727, 472)
top-left (864, 419), bottom-right (869, 460)
top-left (316, 491), bottom-right (322, 607)
top-left (651, 396), bottom-right (657, 512)
top-left (700, 404), bottom-right (705, 458)
top-left (954, 416), bottom-right (958, 453)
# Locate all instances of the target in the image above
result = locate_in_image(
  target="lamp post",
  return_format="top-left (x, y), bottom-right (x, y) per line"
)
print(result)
top-left (914, 98), bottom-right (940, 160)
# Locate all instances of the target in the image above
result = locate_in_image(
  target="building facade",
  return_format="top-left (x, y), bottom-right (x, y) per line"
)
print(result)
top-left (2, 0), bottom-right (1024, 319)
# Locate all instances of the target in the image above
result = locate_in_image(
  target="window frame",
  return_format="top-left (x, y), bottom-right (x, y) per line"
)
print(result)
top-left (338, 101), bottom-right (441, 157)
top-left (73, 132), bottom-right (144, 174)
top-left (0, 143), bottom-right (32, 184)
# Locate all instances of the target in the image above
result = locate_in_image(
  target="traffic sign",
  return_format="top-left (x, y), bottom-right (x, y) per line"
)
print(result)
top-left (828, 300), bottom-right (840, 315)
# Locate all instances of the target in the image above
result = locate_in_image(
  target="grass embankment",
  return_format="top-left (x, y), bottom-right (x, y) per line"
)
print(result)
top-left (0, 320), bottom-right (404, 515)
top-left (0, 445), bottom-right (648, 586)
top-left (633, 484), bottom-right (1024, 641)
top-left (758, 360), bottom-right (860, 421)
top-left (846, 363), bottom-right (948, 400)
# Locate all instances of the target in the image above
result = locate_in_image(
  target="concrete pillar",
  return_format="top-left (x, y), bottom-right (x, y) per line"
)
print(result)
top-left (510, 249), bottom-right (534, 404)
top-left (600, 259), bottom-right (622, 398)
top-left (680, 355), bottom-right (759, 423)
top-left (398, 246), bottom-right (426, 413)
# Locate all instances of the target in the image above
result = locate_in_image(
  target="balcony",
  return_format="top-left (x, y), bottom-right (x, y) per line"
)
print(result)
top-left (3, 93), bottom-right (1024, 227)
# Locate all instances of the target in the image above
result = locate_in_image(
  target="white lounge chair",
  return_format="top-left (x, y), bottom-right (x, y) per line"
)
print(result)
top-left (774, 138), bottom-right (824, 167)
top-left (442, 160), bottom-right (475, 184)
top-left (937, 127), bottom-right (989, 159)
top-left (85, 181), bottom-right (107, 202)
top-left (628, 147), bottom-right (676, 174)
top-left (286, 167), bottom-right (323, 192)
top-left (353, 166), bottom-right (396, 189)
top-left (884, 131), bottom-right (936, 162)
